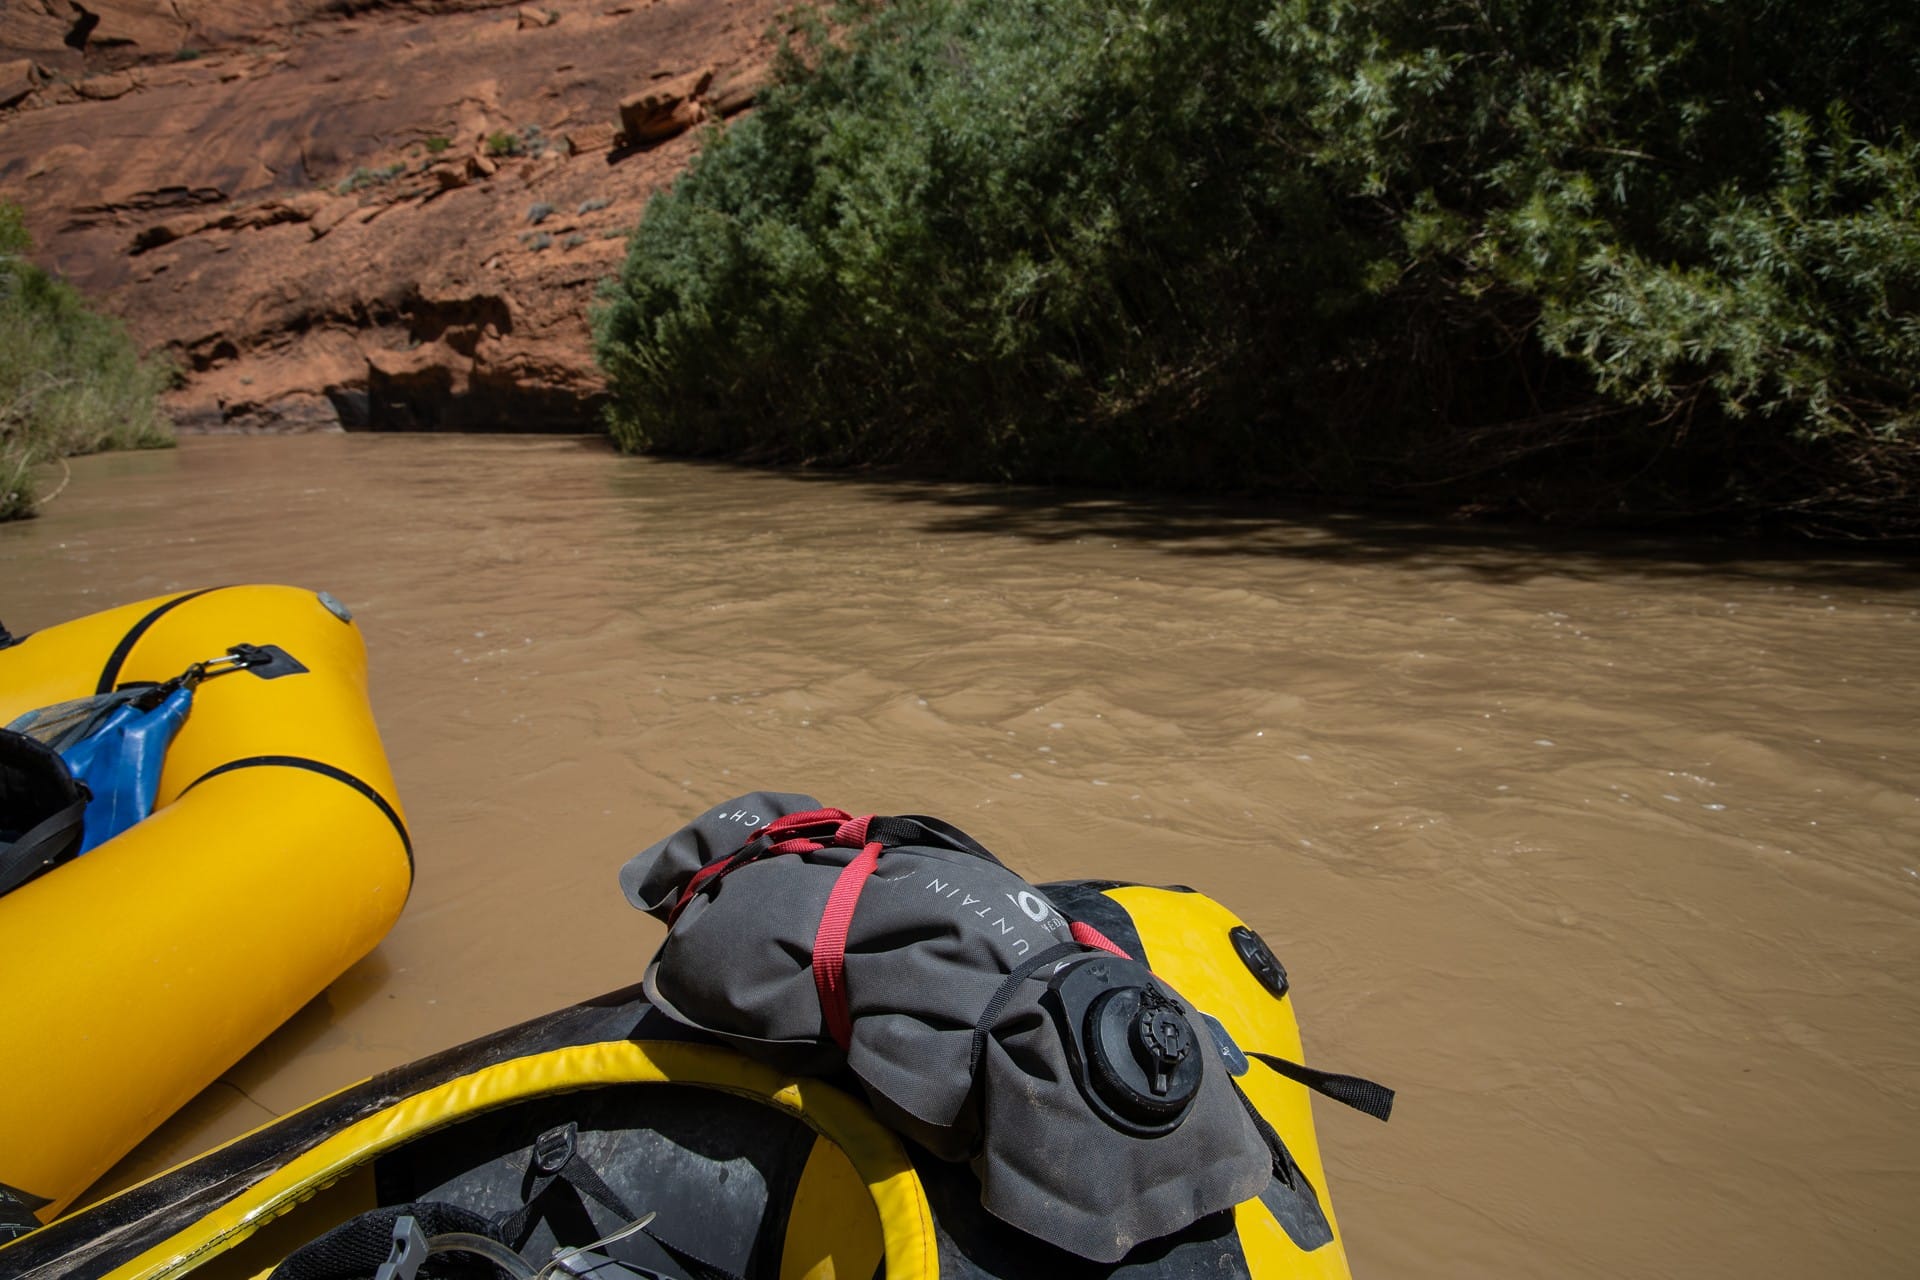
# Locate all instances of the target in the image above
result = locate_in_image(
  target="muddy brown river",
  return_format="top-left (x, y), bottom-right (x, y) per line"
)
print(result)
top-left (4, 434), bottom-right (1918, 1277)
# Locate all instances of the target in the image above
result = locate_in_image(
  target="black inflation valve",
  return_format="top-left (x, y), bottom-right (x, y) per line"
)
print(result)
top-left (1230, 924), bottom-right (1289, 999)
top-left (1045, 956), bottom-right (1205, 1136)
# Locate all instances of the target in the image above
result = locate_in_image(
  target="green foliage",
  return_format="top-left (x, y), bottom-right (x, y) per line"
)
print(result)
top-left (578, 197), bottom-right (612, 215)
top-left (337, 162), bottom-right (407, 195)
top-left (1, 204), bottom-right (173, 520)
top-left (594, 0), bottom-right (1920, 530)
top-left (527, 202), bottom-right (554, 226)
top-left (486, 131), bottom-right (521, 157)
top-left (425, 134), bottom-right (453, 154)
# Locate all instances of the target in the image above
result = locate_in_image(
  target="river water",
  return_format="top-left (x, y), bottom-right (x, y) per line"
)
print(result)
top-left (4, 434), bottom-right (1918, 1277)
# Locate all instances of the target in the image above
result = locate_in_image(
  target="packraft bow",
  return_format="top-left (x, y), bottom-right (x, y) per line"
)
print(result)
top-left (0, 586), bottom-right (413, 1231)
top-left (0, 881), bottom-right (1376, 1280)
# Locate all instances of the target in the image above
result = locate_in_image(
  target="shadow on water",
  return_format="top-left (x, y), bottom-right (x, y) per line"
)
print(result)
top-left (636, 456), bottom-right (1920, 590)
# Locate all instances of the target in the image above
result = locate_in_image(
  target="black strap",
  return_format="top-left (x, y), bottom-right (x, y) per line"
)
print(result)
top-left (95, 587), bottom-right (224, 693)
top-left (184, 755), bottom-right (413, 873)
top-left (495, 1123), bottom-right (637, 1247)
top-left (878, 814), bottom-right (1005, 864)
top-left (494, 1124), bottom-right (743, 1280)
top-left (967, 941), bottom-right (1084, 1078)
top-left (1250, 1051), bottom-right (1395, 1122)
top-left (0, 798), bottom-right (86, 898)
top-left (638, 1231), bottom-right (745, 1280)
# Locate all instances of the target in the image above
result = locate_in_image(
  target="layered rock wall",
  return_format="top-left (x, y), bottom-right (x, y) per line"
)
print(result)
top-left (0, 0), bottom-right (779, 431)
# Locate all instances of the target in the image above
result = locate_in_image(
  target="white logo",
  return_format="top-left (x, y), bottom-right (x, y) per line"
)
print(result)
top-left (922, 875), bottom-right (1063, 955)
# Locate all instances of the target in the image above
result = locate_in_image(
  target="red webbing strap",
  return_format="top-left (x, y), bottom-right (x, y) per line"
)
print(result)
top-left (756, 808), bottom-right (852, 840)
top-left (669, 839), bottom-right (827, 923)
top-left (831, 813), bottom-right (872, 847)
top-left (812, 838), bottom-right (884, 1051)
top-left (1069, 919), bottom-right (1132, 959)
top-left (667, 854), bottom-right (736, 925)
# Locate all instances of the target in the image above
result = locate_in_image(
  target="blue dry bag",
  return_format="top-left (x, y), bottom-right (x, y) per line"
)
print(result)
top-left (0, 679), bottom-right (197, 894)
top-left (54, 684), bottom-right (195, 853)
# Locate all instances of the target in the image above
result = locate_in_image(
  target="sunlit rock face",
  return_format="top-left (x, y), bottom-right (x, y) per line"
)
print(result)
top-left (0, 0), bottom-right (778, 433)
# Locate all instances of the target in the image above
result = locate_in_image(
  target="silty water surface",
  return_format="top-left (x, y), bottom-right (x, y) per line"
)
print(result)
top-left (4, 434), bottom-right (1917, 1277)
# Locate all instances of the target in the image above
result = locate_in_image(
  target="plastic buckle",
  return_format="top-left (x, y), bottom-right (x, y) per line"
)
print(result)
top-left (532, 1122), bottom-right (579, 1177)
top-left (373, 1214), bottom-right (427, 1280)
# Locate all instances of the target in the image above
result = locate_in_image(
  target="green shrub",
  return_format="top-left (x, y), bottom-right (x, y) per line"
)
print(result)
top-left (577, 197), bottom-right (611, 215)
top-left (425, 134), bottom-right (453, 154)
top-left (1, 203), bottom-right (173, 520)
top-left (527, 202), bottom-right (554, 226)
top-left (486, 131), bottom-right (521, 157)
top-left (336, 162), bottom-right (407, 195)
top-left (594, 0), bottom-right (1920, 531)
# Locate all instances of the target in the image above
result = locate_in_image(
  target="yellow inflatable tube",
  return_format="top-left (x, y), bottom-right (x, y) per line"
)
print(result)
top-left (0, 586), bottom-right (413, 1225)
top-left (0, 886), bottom-right (1363, 1280)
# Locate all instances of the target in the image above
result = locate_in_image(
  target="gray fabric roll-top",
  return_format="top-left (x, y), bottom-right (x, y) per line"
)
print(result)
top-left (619, 791), bottom-right (1271, 1263)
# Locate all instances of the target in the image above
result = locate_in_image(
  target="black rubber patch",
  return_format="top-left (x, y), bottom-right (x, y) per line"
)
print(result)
top-left (96, 587), bottom-right (227, 693)
top-left (1037, 880), bottom-right (1150, 965)
top-left (184, 755), bottom-right (413, 875)
top-left (1258, 1165), bottom-right (1335, 1253)
top-left (228, 643), bottom-right (309, 680)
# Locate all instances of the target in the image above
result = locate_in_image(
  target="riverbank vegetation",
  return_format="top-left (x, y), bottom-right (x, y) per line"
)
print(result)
top-left (1, 203), bottom-right (173, 521)
top-left (593, 0), bottom-right (1920, 535)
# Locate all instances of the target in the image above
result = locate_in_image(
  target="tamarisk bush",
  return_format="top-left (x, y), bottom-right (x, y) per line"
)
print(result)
top-left (594, 0), bottom-right (1920, 532)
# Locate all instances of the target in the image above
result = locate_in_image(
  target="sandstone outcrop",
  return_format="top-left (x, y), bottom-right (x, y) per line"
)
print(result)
top-left (619, 67), bottom-right (712, 146)
top-left (0, 0), bottom-right (782, 432)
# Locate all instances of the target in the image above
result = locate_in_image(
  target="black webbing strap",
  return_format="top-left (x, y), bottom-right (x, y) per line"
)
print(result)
top-left (494, 1123), bottom-right (743, 1280)
top-left (967, 941), bottom-right (1085, 1079)
top-left (1249, 1051), bottom-right (1395, 1122)
top-left (0, 798), bottom-right (86, 898)
top-left (637, 1230), bottom-right (744, 1280)
top-left (876, 814), bottom-right (1006, 865)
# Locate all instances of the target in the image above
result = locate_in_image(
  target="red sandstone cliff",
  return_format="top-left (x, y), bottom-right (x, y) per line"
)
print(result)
top-left (0, 0), bottom-right (781, 431)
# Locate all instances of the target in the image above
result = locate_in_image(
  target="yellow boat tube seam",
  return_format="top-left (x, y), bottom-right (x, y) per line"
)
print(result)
top-left (94, 1040), bottom-right (937, 1280)
top-left (181, 755), bottom-right (413, 877)
top-left (91, 588), bottom-right (234, 696)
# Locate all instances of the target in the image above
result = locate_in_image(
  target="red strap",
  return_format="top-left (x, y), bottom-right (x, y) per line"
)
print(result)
top-left (831, 813), bottom-right (872, 847)
top-left (667, 854), bottom-right (737, 925)
top-left (668, 828), bottom-right (837, 925)
top-left (756, 808), bottom-right (852, 841)
top-left (812, 839), bottom-right (884, 1050)
top-left (1070, 920), bottom-right (1131, 959)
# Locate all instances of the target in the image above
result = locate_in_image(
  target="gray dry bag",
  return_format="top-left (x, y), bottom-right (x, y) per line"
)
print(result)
top-left (619, 791), bottom-right (1274, 1263)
